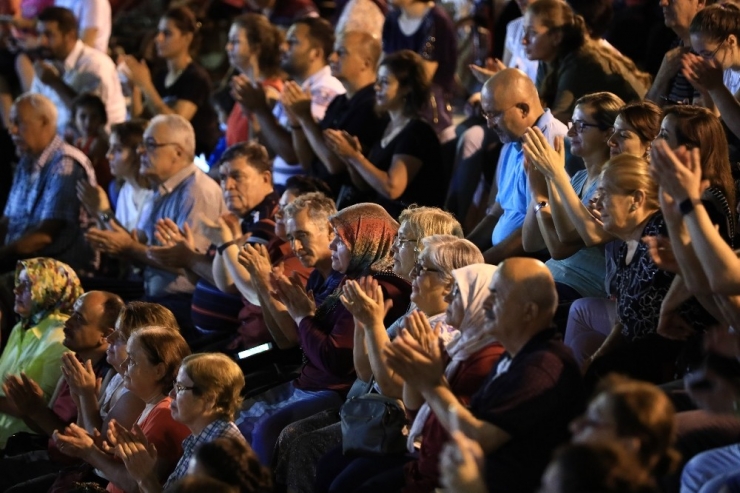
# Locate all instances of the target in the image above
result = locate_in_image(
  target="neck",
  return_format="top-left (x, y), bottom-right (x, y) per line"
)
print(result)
top-left (28, 137), bottom-right (55, 160)
top-left (415, 297), bottom-right (447, 319)
top-left (75, 345), bottom-right (107, 367)
top-left (621, 211), bottom-right (657, 242)
top-left (503, 326), bottom-right (546, 357)
top-left (188, 415), bottom-right (217, 436)
top-left (141, 389), bottom-right (166, 407)
top-left (402, 1), bottom-right (431, 17)
top-left (168, 52), bottom-right (192, 73)
top-left (296, 63), bottom-right (324, 86)
top-left (583, 153), bottom-right (608, 179)
top-left (389, 107), bottom-right (408, 123)
top-left (344, 76), bottom-right (374, 99)
top-left (674, 26), bottom-right (690, 45)
top-left (315, 258), bottom-right (333, 279)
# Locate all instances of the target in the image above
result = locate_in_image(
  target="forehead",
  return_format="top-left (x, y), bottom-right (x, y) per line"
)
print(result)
top-left (376, 65), bottom-right (395, 79)
top-left (287, 23), bottom-right (309, 41)
top-left (228, 24), bottom-right (245, 38)
top-left (37, 20), bottom-right (60, 33)
top-left (279, 190), bottom-right (295, 206)
top-left (176, 366), bottom-right (193, 383)
top-left (398, 221), bottom-right (414, 237)
top-left (219, 157), bottom-right (256, 174)
top-left (17, 269), bottom-right (29, 281)
top-left (158, 18), bottom-right (177, 31)
top-left (613, 115), bottom-right (635, 131)
top-left (572, 104), bottom-right (594, 120)
top-left (287, 209), bottom-right (316, 231)
top-left (144, 122), bottom-right (168, 140)
top-left (522, 11), bottom-right (543, 28)
top-left (661, 114), bottom-right (678, 131)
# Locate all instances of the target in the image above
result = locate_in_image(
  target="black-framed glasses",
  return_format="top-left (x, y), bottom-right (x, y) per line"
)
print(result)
top-left (172, 381), bottom-right (198, 394)
top-left (567, 120), bottom-right (603, 134)
top-left (139, 138), bottom-right (180, 154)
top-left (701, 40), bottom-right (725, 60)
top-left (481, 103), bottom-right (517, 122)
top-left (411, 261), bottom-right (441, 276)
top-left (449, 283), bottom-right (460, 299)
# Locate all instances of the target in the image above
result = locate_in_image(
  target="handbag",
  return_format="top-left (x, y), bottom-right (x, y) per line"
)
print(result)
top-left (339, 377), bottom-right (408, 456)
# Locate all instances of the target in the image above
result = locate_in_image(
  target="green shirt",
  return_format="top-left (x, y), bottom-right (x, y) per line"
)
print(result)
top-left (0, 311), bottom-right (69, 446)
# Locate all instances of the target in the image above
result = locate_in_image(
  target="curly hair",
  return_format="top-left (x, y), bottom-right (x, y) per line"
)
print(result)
top-left (379, 50), bottom-right (431, 116)
top-left (283, 192), bottom-right (336, 232)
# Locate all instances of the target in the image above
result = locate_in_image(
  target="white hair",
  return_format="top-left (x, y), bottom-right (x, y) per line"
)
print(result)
top-left (149, 114), bottom-right (196, 160)
top-left (14, 93), bottom-right (58, 128)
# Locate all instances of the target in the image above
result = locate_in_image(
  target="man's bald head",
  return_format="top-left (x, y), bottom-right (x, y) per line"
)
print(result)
top-left (481, 69), bottom-right (544, 143)
top-left (343, 31), bottom-right (382, 68)
top-left (498, 257), bottom-right (558, 319)
top-left (484, 68), bottom-right (541, 106)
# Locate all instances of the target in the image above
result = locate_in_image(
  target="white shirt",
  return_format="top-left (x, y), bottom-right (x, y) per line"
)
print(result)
top-left (505, 17), bottom-right (539, 83)
top-left (54, 0), bottom-right (111, 53)
top-left (271, 65), bottom-right (346, 186)
top-left (30, 40), bottom-right (127, 133)
top-left (115, 181), bottom-right (154, 232)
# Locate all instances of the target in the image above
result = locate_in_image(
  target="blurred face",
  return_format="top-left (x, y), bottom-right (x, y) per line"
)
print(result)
top-left (521, 12), bottom-right (558, 62)
top-left (444, 281), bottom-right (464, 329)
top-left (482, 269), bottom-right (519, 339)
top-left (691, 33), bottom-right (735, 70)
top-left (481, 86), bottom-right (524, 144)
top-left (570, 392), bottom-right (620, 444)
top-left (36, 20), bottom-right (73, 60)
top-left (656, 114), bottom-right (681, 150)
top-left (607, 115), bottom-right (650, 158)
top-left (219, 157), bottom-right (272, 217)
top-left (660, 0), bottom-right (703, 33)
top-left (75, 105), bottom-right (104, 138)
top-left (155, 18), bottom-right (192, 59)
top-left (275, 189), bottom-right (296, 241)
top-left (391, 221), bottom-right (418, 280)
top-left (329, 232), bottom-right (352, 273)
top-left (329, 34), bottom-right (365, 82)
top-left (13, 269), bottom-right (32, 318)
top-left (281, 24), bottom-right (313, 77)
top-left (567, 104), bottom-right (611, 159)
top-left (286, 209), bottom-right (333, 268)
top-left (374, 65), bottom-right (403, 112)
top-left (409, 254), bottom-right (450, 314)
top-left (226, 24), bottom-right (254, 71)
top-left (8, 101), bottom-right (52, 157)
top-left (138, 122), bottom-right (184, 182)
top-left (106, 325), bottom-right (128, 375)
top-left (122, 336), bottom-right (161, 397)
top-left (170, 367), bottom-right (213, 429)
top-left (63, 293), bottom-right (107, 353)
top-left (595, 176), bottom-right (638, 237)
top-left (107, 132), bottom-right (137, 178)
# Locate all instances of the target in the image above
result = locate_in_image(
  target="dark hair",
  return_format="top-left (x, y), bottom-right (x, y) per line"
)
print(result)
top-left (689, 3), bottom-right (740, 42)
top-left (218, 141), bottom-right (272, 174)
top-left (72, 93), bottom-right (108, 126)
top-left (575, 92), bottom-right (624, 129)
top-left (163, 6), bottom-right (199, 34)
top-left (164, 476), bottom-right (236, 493)
top-left (210, 86), bottom-right (235, 115)
top-left (285, 175), bottom-right (332, 197)
top-left (294, 16), bottom-right (335, 61)
top-left (37, 6), bottom-right (78, 35)
top-left (567, 0), bottom-right (614, 40)
top-left (115, 301), bottom-right (179, 342)
top-left (232, 13), bottom-right (284, 77)
top-left (100, 292), bottom-right (125, 331)
top-left (132, 326), bottom-right (191, 392)
top-left (379, 50), bottom-right (430, 116)
top-left (110, 119), bottom-right (148, 151)
top-left (194, 438), bottom-right (273, 493)
top-left (618, 101), bottom-right (662, 144)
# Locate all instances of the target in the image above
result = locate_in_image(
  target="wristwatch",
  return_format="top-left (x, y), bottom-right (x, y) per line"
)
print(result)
top-left (534, 201), bottom-right (549, 214)
top-left (98, 210), bottom-right (113, 223)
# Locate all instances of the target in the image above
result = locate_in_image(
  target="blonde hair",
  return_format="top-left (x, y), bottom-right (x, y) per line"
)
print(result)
top-left (399, 206), bottom-right (464, 252)
top-left (600, 154), bottom-right (659, 211)
top-left (115, 301), bottom-right (179, 342)
top-left (419, 235), bottom-right (484, 282)
top-left (182, 353), bottom-right (245, 421)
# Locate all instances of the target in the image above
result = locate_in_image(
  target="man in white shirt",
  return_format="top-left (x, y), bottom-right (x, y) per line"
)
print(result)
top-left (54, 0), bottom-right (111, 52)
top-left (29, 6), bottom-right (125, 135)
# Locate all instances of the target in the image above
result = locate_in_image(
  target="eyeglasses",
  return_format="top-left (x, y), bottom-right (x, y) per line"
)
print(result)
top-left (449, 284), bottom-right (460, 299)
top-left (701, 40), bottom-right (725, 60)
top-left (393, 236), bottom-right (417, 248)
top-left (139, 138), bottom-right (180, 154)
top-left (567, 120), bottom-right (603, 134)
top-left (481, 104), bottom-right (518, 122)
top-left (172, 381), bottom-right (198, 394)
top-left (411, 262), bottom-right (441, 276)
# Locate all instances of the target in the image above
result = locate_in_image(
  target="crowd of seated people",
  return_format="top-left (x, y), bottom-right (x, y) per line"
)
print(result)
top-left (5, 0), bottom-right (740, 492)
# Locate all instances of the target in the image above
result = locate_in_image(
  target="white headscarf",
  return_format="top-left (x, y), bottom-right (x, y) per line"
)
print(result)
top-left (406, 263), bottom-right (499, 452)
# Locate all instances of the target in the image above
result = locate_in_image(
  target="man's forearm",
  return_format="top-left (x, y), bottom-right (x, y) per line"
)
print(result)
top-left (27, 407), bottom-right (67, 437)
top-left (483, 227), bottom-right (525, 265)
top-left (254, 107), bottom-right (298, 163)
top-left (47, 77), bottom-right (78, 109)
top-left (187, 252), bottom-right (215, 285)
top-left (299, 116), bottom-right (346, 175)
top-left (0, 230), bottom-right (54, 259)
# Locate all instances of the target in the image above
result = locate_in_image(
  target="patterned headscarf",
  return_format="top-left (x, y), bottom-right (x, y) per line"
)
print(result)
top-left (329, 203), bottom-right (399, 278)
top-left (16, 258), bottom-right (83, 327)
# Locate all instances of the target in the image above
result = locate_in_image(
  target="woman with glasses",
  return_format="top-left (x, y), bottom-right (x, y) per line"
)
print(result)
top-left (54, 326), bottom-right (191, 493)
top-left (522, 0), bottom-right (650, 124)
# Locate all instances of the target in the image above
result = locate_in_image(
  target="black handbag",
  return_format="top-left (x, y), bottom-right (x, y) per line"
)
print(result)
top-left (339, 378), bottom-right (408, 456)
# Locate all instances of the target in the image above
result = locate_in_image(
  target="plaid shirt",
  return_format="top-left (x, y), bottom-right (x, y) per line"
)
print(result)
top-left (3, 135), bottom-right (97, 272)
top-left (163, 419), bottom-right (244, 489)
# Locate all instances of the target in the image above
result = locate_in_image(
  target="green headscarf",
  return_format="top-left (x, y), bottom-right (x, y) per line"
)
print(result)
top-left (16, 258), bottom-right (83, 327)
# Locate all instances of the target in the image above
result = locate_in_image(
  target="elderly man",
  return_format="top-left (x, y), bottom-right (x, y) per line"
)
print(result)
top-left (466, 69), bottom-right (568, 265)
top-left (232, 16), bottom-right (345, 186)
top-left (386, 257), bottom-right (584, 493)
top-left (86, 115), bottom-right (225, 338)
top-left (27, 7), bottom-right (125, 133)
top-left (0, 93), bottom-right (97, 274)
top-left (286, 30), bottom-right (385, 198)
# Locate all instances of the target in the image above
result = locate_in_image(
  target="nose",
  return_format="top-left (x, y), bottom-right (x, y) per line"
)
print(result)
top-left (329, 51), bottom-right (338, 64)
top-left (659, 0), bottom-right (669, 6)
top-left (169, 386), bottom-right (176, 398)
top-left (224, 176), bottom-right (236, 190)
top-left (606, 133), bottom-right (617, 148)
top-left (225, 41), bottom-right (233, 52)
top-left (521, 33), bottom-right (528, 46)
top-left (567, 124), bottom-right (577, 137)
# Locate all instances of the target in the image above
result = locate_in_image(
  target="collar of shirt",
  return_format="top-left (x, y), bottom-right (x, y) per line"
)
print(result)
top-left (241, 190), bottom-right (279, 232)
top-left (302, 65), bottom-right (332, 91)
top-left (63, 40), bottom-right (85, 73)
top-left (26, 135), bottom-right (64, 175)
top-left (157, 164), bottom-right (198, 196)
top-left (182, 418), bottom-right (232, 452)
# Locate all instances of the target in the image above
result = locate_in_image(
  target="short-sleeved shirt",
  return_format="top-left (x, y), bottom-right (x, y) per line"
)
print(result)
top-left (142, 164), bottom-right (226, 296)
top-left (3, 135), bottom-right (97, 272)
top-left (54, 0), bottom-right (111, 53)
top-left (314, 84), bottom-right (387, 196)
top-left (470, 329), bottom-right (584, 493)
top-left (0, 312), bottom-right (68, 447)
top-left (492, 110), bottom-right (568, 245)
top-left (366, 118), bottom-right (445, 218)
top-left (153, 63), bottom-right (220, 156)
top-left (115, 181), bottom-right (153, 233)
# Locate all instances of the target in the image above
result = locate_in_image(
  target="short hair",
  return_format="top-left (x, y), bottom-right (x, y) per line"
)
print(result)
top-left (99, 292), bottom-right (125, 331)
top-left (418, 235), bottom-right (484, 283)
top-left (14, 93), bottom-right (58, 129)
top-left (130, 326), bottom-right (191, 393)
top-left (72, 93), bottom-right (108, 126)
top-left (194, 438), bottom-right (273, 492)
top-left (165, 476), bottom-right (237, 493)
top-left (285, 175), bottom-right (332, 197)
top-left (689, 3), bottom-right (740, 43)
top-left (218, 141), bottom-right (272, 174)
top-left (114, 301), bottom-right (179, 342)
top-left (574, 92), bottom-right (624, 130)
top-left (294, 16), bottom-right (335, 61)
top-left (163, 6), bottom-right (199, 34)
top-left (149, 114), bottom-right (195, 160)
top-left (379, 50), bottom-right (430, 116)
top-left (283, 192), bottom-right (336, 230)
top-left (600, 154), bottom-right (659, 211)
top-left (37, 6), bottom-right (78, 35)
top-left (398, 206), bottom-right (463, 246)
top-left (181, 353), bottom-right (245, 421)
top-left (618, 101), bottom-right (662, 144)
top-left (232, 13), bottom-right (284, 77)
top-left (342, 31), bottom-right (382, 68)
top-left (111, 119), bottom-right (148, 151)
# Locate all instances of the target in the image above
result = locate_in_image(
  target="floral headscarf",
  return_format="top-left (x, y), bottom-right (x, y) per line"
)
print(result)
top-left (16, 258), bottom-right (83, 327)
top-left (329, 203), bottom-right (399, 278)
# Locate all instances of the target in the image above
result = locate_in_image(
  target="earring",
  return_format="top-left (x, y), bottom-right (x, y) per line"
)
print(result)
top-left (629, 204), bottom-right (637, 212)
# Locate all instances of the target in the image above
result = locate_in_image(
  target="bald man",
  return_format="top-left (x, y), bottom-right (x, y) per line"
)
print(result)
top-left (385, 257), bottom-right (583, 493)
top-left (286, 30), bottom-right (386, 198)
top-left (466, 69), bottom-right (568, 265)
top-left (0, 93), bottom-right (97, 273)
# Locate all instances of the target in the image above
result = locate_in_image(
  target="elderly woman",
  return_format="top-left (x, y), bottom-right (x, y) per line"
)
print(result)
top-left (0, 258), bottom-right (82, 448)
top-left (107, 353), bottom-right (247, 493)
top-left (238, 202), bottom-right (411, 465)
top-left (53, 327), bottom-right (191, 493)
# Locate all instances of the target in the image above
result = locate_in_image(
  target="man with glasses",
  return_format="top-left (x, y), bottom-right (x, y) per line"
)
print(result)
top-left (466, 69), bottom-right (567, 265)
top-left (86, 115), bottom-right (224, 339)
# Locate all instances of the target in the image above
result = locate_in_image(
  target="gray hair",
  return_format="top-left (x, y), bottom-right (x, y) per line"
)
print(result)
top-left (283, 192), bottom-right (336, 231)
top-left (418, 235), bottom-right (484, 282)
top-left (149, 114), bottom-right (196, 160)
top-left (14, 93), bottom-right (58, 128)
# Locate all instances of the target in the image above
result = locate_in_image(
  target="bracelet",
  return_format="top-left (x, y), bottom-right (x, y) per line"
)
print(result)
top-left (216, 240), bottom-right (237, 255)
top-left (679, 198), bottom-right (696, 216)
top-left (534, 201), bottom-right (549, 214)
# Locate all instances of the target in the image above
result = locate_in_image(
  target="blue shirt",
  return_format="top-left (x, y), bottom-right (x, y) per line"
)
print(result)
top-left (492, 110), bottom-right (568, 245)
